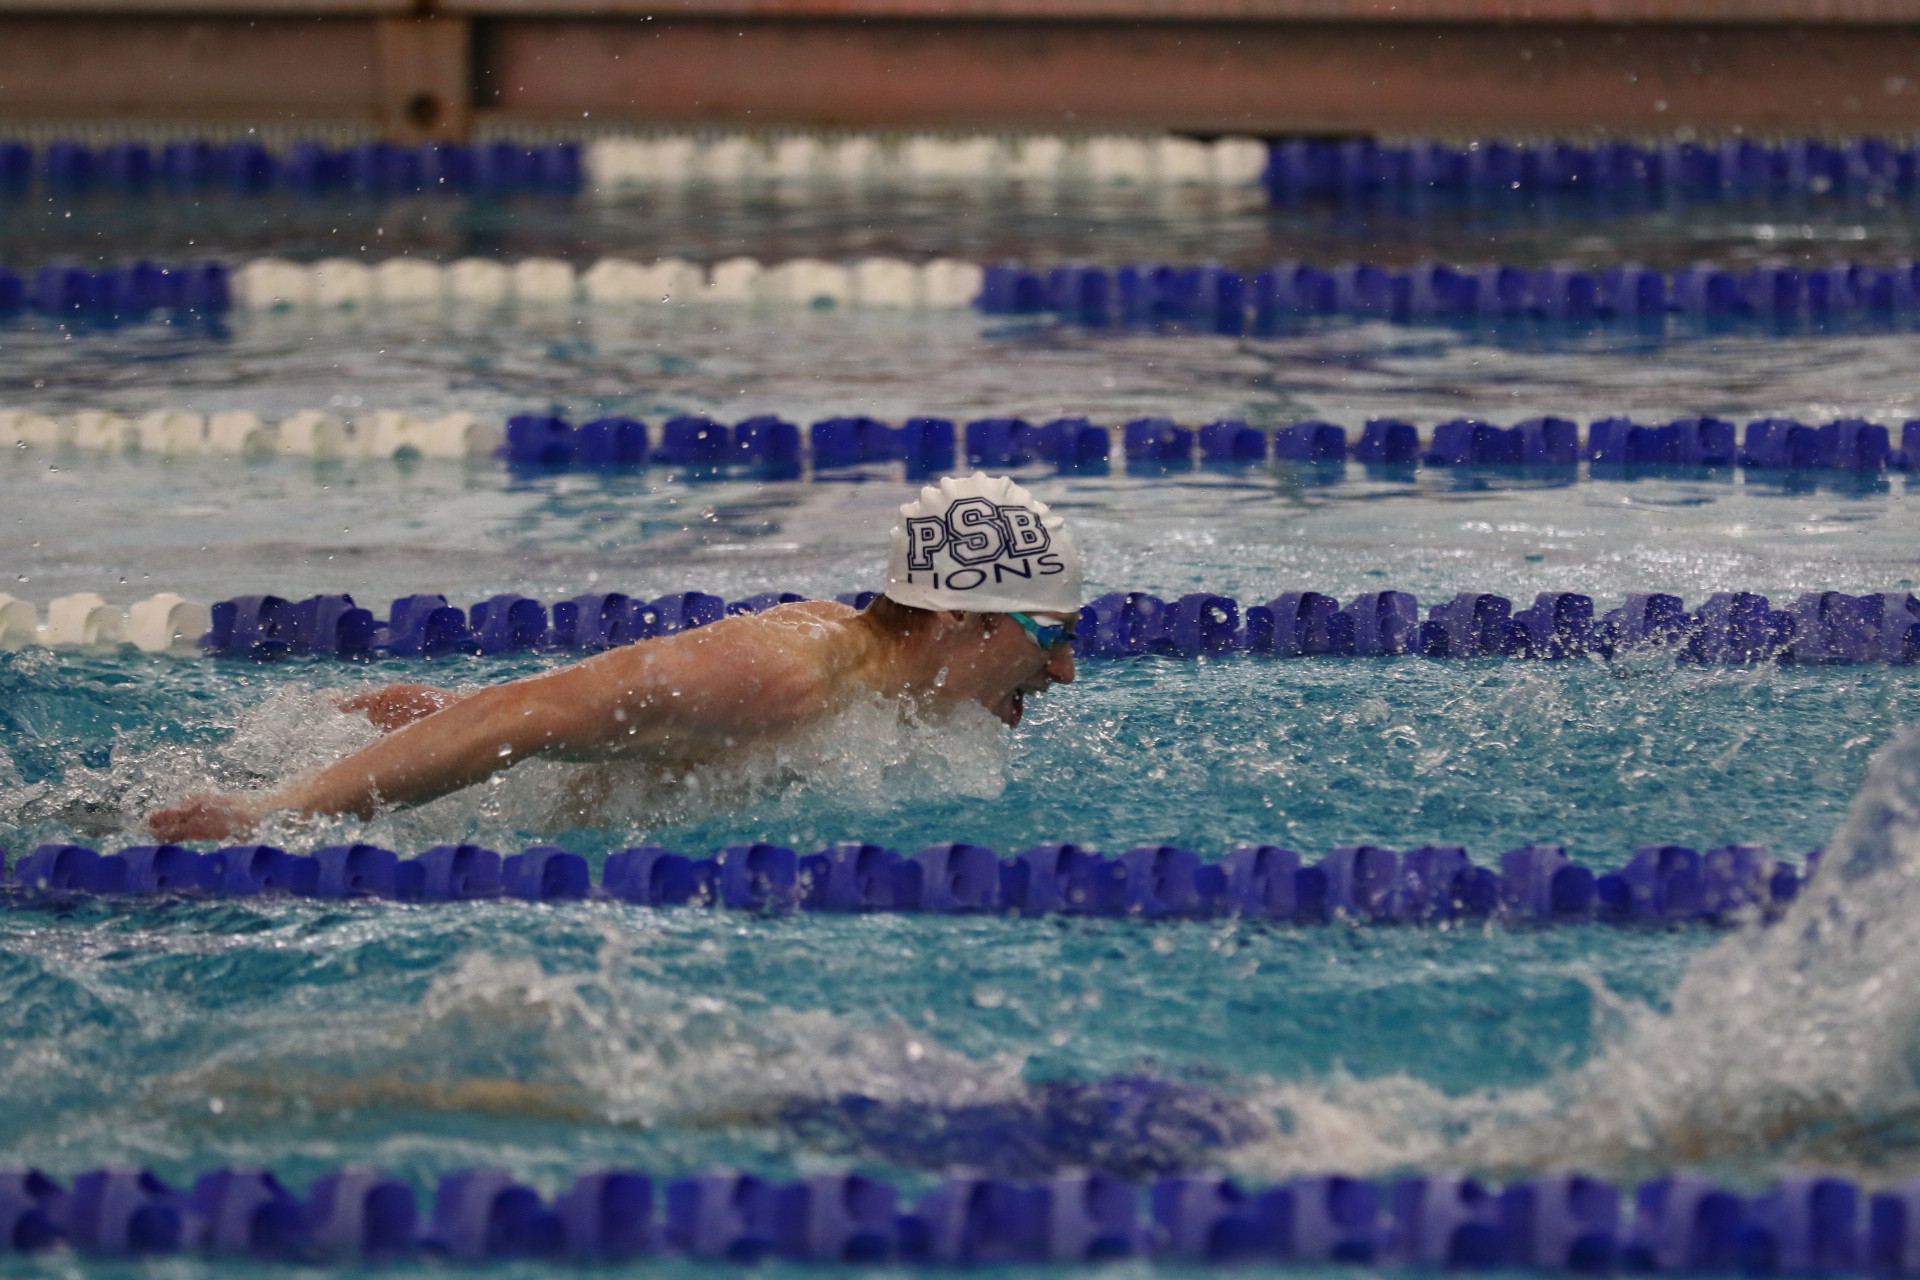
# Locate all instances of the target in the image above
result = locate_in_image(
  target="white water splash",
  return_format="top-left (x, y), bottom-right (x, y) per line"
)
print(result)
top-left (4, 677), bottom-right (1009, 851)
top-left (1507, 721), bottom-right (1920, 1177)
top-left (1222, 723), bottom-right (1920, 1184)
top-left (170, 925), bottom-right (1028, 1133)
top-left (530, 692), bottom-right (1011, 832)
top-left (0, 684), bottom-right (385, 841)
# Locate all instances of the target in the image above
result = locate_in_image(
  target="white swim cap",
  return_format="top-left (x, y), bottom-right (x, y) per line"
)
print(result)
top-left (884, 473), bottom-right (1083, 614)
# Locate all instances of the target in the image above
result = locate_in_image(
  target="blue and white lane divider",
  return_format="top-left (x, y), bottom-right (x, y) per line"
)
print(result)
top-left (490, 412), bottom-right (1920, 472)
top-left (0, 840), bottom-right (1813, 926)
top-left (0, 1164), bottom-right (1913, 1271)
top-left (982, 259), bottom-right (1920, 327)
top-left (7, 138), bottom-right (584, 196)
top-left (0, 254), bottom-right (989, 317)
top-left (12, 133), bottom-right (1920, 205)
top-left (25, 252), bottom-right (1920, 328)
top-left (7, 409), bottom-right (1920, 473)
top-left (1263, 134), bottom-right (1920, 205)
top-left (0, 132), bottom-right (1270, 200)
top-left (0, 585), bottom-right (1904, 666)
top-left (0, 260), bottom-right (231, 315)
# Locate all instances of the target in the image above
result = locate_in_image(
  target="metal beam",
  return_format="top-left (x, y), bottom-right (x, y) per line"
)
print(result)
top-left (454, 0), bottom-right (1920, 19)
top-left (476, 17), bottom-right (1920, 134)
top-left (8, 0), bottom-right (1920, 18)
top-left (2, 3), bottom-right (1920, 138)
top-left (0, 17), bottom-right (383, 119)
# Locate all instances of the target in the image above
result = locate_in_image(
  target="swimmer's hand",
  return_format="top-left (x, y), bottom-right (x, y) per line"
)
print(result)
top-left (148, 792), bottom-right (266, 843)
top-left (337, 683), bottom-right (463, 732)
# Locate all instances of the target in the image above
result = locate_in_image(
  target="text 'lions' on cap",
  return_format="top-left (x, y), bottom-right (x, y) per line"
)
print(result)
top-left (884, 473), bottom-right (1083, 615)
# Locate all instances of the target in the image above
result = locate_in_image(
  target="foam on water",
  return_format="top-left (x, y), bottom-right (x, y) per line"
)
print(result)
top-left (0, 677), bottom-right (387, 840)
top-left (0, 916), bottom-right (1033, 1183)
top-left (480, 693), bottom-right (1010, 839)
top-left (1521, 721), bottom-right (1920, 1176)
top-left (169, 940), bottom-right (1028, 1134)
top-left (1216, 723), bottom-right (1920, 1186)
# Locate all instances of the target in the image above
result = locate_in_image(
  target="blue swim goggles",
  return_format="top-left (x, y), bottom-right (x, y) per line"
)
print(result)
top-left (1009, 611), bottom-right (1077, 652)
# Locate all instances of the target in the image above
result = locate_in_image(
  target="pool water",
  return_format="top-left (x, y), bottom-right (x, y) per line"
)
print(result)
top-left (11, 178), bottom-right (1920, 274)
top-left (7, 601), bottom-right (1920, 860)
top-left (5, 172), bottom-right (1920, 1276)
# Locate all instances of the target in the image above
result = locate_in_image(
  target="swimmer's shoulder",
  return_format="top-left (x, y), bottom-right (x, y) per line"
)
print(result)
top-left (760, 599), bottom-right (857, 623)
top-left (725, 599), bottom-right (869, 667)
top-left (693, 599), bottom-right (880, 696)
top-left (575, 597), bottom-right (865, 685)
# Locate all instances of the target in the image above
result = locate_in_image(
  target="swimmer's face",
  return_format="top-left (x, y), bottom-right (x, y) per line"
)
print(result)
top-left (942, 611), bottom-right (1077, 727)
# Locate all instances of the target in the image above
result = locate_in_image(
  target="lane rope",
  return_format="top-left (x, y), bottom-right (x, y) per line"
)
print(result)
top-left (3, 409), bottom-right (1916, 472)
top-left (2, 586), bottom-right (1913, 668)
top-left (17, 254), bottom-right (1920, 327)
top-left (2, 839), bottom-right (1811, 925)
top-left (0, 1164), bottom-right (1897, 1269)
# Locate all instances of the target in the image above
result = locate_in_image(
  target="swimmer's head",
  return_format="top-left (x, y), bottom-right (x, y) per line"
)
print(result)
top-left (883, 473), bottom-right (1083, 616)
top-left (877, 473), bottom-right (1081, 726)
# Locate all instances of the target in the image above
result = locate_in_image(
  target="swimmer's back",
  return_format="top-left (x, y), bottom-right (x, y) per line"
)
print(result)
top-left (532, 597), bottom-right (875, 762)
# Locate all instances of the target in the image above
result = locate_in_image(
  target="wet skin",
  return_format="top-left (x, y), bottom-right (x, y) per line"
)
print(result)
top-left (148, 601), bottom-right (1075, 842)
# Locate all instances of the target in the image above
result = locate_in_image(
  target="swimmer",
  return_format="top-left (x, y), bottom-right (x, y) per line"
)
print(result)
top-left (148, 474), bottom-right (1081, 842)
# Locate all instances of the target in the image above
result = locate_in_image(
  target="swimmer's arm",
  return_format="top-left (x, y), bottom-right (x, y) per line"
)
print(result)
top-left (258, 675), bottom-right (589, 821)
top-left (147, 683), bottom-right (468, 839)
top-left (231, 623), bottom-right (824, 823)
top-left (147, 617), bottom-right (833, 840)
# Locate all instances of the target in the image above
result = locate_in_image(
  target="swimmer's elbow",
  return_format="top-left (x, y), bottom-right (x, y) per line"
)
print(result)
top-left (479, 686), bottom-right (614, 761)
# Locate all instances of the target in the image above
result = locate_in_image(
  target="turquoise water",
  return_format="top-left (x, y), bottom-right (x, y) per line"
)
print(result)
top-left (8, 193), bottom-right (1920, 1273)
top-left (0, 885), bottom-right (1693, 1185)
top-left (5, 645), bottom-right (1914, 865)
top-left (4, 453), bottom-right (1918, 1239)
